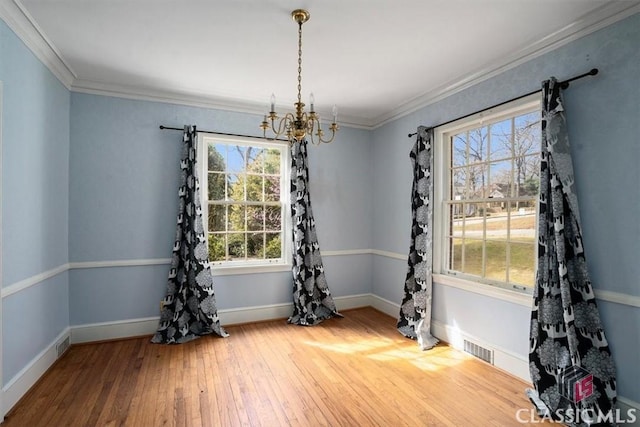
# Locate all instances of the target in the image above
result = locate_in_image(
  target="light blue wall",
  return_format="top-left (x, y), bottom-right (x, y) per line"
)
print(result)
top-left (1, 20), bottom-right (70, 386)
top-left (69, 93), bottom-right (372, 322)
top-left (2, 5), bottom-right (638, 407)
top-left (1, 21), bottom-right (70, 285)
top-left (371, 12), bottom-right (640, 402)
top-left (2, 273), bottom-right (69, 382)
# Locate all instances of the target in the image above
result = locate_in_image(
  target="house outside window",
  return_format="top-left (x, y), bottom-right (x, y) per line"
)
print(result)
top-left (434, 94), bottom-right (541, 292)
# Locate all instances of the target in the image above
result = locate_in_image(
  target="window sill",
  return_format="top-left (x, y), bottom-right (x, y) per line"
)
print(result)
top-left (211, 263), bottom-right (292, 276)
top-left (432, 274), bottom-right (533, 307)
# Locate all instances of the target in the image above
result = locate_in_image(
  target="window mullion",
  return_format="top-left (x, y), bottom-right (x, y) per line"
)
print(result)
top-left (439, 96), bottom-right (540, 291)
top-left (511, 116), bottom-right (517, 202)
top-left (506, 202), bottom-right (512, 284)
top-left (487, 124), bottom-right (492, 196)
top-left (482, 204), bottom-right (486, 279)
top-left (202, 138), bottom-right (288, 266)
top-left (224, 203), bottom-right (229, 261)
top-left (461, 202), bottom-right (466, 273)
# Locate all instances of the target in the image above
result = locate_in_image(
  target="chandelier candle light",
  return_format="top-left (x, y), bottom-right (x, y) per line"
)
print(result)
top-left (260, 9), bottom-right (339, 144)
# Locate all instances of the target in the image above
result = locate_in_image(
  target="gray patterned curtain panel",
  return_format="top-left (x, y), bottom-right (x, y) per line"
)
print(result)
top-left (152, 125), bottom-right (228, 344)
top-left (527, 79), bottom-right (616, 424)
top-left (288, 139), bottom-right (341, 326)
top-left (397, 126), bottom-right (439, 350)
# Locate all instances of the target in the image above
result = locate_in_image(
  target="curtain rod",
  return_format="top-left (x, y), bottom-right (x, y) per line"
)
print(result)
top-left (407, 68), bottom-right (598, 138)
top-left (159, 125), bottom-right (289, 142)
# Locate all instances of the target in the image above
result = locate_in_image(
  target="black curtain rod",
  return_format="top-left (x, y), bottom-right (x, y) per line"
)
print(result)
top-left (407, 68), bottom-right (599, 138)
top-left (159, 125), bottom-right (289, 142)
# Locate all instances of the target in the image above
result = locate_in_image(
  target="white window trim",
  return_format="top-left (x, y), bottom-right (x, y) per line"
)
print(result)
top-left (433, 273), bottom-right (533, 307)
top-left (197, 134), bottom-right (292, 275)
top-left (433, 93), bottom-right (541, 296)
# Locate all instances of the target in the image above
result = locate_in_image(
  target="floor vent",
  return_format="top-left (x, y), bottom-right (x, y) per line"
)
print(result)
top-left (56, 336), bottom-right (70, 358)
top-left (463, 340), bottom-right (494, 364)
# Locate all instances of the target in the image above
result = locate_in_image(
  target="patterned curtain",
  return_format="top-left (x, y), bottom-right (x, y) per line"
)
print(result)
top-left (288, 139), bottom-right (341, 325)
top-left (152, 125), bottom-right (228, 344)
top-left (397, 126), bottom-right (439, 350)
top-left (527, 79), bottom-right (616, 424)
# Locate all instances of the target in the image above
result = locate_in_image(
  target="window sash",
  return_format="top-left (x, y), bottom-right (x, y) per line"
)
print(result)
top-left (433, 94), bottom-right (540, 293)
top-left (198, 134), bottom-right (291, 268)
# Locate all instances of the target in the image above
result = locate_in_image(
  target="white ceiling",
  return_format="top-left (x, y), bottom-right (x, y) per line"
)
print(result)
top-left (10, 0), bottom-right (640, 127)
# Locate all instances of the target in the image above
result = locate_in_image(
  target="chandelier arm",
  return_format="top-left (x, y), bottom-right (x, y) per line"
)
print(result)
top-left (318, 126), bottom-right (337, 144)
top-left (310, 122), bottom-right (322, 145)
top-left (269, 112), bottom-right (296, 138)
top-left (268, 117), bottom-right (285, 137)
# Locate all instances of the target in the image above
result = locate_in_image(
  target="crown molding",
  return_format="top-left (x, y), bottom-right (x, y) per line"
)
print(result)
top-left (71, 78), bottom-right (270, 116)
top-left (373, 1), bottom-right (640, 129)
top-left (0, 0), bottom-right (76, 88)
top-left (70, 79), bottom-right (371, 129)
top-left (68, 1), bottom-right (640, 129)
top-left (2, 1), bottom-right (638, 129)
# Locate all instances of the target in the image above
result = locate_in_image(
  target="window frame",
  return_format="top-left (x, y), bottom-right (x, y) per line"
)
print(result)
top-left (197, 134), bottom-right (292, 276)
top-left (433, 94), bottom-right (541, 295)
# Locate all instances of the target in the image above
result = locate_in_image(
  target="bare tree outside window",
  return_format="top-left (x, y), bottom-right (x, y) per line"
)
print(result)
top-left (447, 109), bottom-right (541, 288)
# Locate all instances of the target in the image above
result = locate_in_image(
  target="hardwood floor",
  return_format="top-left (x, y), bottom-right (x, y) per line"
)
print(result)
top-left (3, 308), bottom-right (547, 426)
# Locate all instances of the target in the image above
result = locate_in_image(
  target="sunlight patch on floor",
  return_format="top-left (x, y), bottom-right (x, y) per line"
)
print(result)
top-left (409, 353), bottom-right (470, 371)
top-left (367, 348), bottom-right (422, 361)
top-left (367, 347), bottom-right (468, 371)
top-left (301, 337), bottom-right (397, 354)
top-left (301, 336), bottom-right (470, 372)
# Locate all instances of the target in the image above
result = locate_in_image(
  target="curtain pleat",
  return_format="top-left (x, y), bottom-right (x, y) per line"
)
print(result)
top-left (397, 126), bottom-right (438, 350)
top-left (152, 125), bottom-right (228, 344)
top-left (527, 79), bottom-right (616, 424)
top-left (288, 139), bottom-right (341, 326)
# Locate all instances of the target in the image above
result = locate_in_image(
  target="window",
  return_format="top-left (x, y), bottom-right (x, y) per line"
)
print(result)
top-left (198, 135), bottom-right (291, 272)
top-left (434, 95), bottom-right (541, 292)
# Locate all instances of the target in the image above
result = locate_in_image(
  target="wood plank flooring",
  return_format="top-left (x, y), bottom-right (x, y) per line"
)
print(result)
top-left (3, 307), bottom-right (548, 426)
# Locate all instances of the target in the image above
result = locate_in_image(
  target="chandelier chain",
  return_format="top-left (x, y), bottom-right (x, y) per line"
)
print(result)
top-left (297, 21), bottom-right (303, 105)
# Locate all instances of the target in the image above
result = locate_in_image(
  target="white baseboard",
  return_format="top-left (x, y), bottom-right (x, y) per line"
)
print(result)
top-left (71, 317), bottom-right (160, 344)
top-left (335, 294), bottom-right (373, 311)
top-left (2, 327), bottom-right (71, 418)
top-left (369, 294), bottom-right (400, 317)
top-left (217, 294), bottom-right (372, 325)
top-left (219, 303), bottom-right (291, 326)
top-left (430, 319), bottom-right (530, 382)
top-left (70, 294), bottom-right (374, 344)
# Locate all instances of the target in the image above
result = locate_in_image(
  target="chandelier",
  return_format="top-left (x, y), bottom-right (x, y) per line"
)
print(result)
top-left (260, 9), bottom-right (338, 145)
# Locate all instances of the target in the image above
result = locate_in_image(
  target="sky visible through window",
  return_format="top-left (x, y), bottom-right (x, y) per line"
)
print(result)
top-left (206, 141), bottom-right (283, 263)
top-left (447, 110), bottom-right (541, 288)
